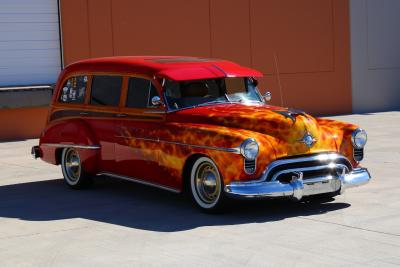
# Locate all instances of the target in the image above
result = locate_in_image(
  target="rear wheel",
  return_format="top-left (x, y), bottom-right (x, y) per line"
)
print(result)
top-left (61, 148), bottom-right (92, 189)
top-left (189, 157), bottom-right (227, 212)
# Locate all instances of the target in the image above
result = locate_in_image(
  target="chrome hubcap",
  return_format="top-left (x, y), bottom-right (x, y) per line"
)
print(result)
top-left (195, 162), bottom-right (221, 204)
top-left (65, 149), bottom-right (81, 181)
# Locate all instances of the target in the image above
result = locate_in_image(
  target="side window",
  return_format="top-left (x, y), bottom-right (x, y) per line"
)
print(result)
top-left (59, 76), bottom-right (87, 104)
top-left (90, 75), bottom-right (122, 107)
top-left (126, 77), bottom-right (159, 108)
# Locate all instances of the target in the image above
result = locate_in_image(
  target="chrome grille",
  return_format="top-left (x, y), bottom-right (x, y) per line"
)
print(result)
top-left (353, 148), bottom-right (364, 162)
top-left (261, 153), bottom-right (353, 183)
top-left (244, 159), bottom-right (256, 174)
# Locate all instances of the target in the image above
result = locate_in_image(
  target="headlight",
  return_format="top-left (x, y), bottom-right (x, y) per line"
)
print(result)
top-left (351, 128), bottom-right (367, 148)
top-left (240, 139), bottom-right (259, 160)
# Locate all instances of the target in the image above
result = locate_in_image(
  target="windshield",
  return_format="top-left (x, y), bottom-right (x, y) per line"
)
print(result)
top-left (164, 77), bottom-right (263, 111)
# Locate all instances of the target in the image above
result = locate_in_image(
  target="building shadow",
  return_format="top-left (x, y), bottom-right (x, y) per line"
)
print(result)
top-left (0, 177), bottom-right (350, 232)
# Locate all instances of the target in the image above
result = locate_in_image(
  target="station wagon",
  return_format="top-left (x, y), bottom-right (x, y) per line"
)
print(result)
top-left (32, 56), bottom-right (371, 212)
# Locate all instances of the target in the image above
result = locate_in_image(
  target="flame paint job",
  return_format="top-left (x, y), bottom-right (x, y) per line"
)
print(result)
top-left (117, 122), bottom-right (276, 189)
top-left (38, 56), bottom-right (363, 192)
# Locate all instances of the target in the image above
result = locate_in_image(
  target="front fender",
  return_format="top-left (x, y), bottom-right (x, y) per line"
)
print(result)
top-left (152, 123), bottom-right (277, 187)
top-left (317, 118), bottom-right (359, 167)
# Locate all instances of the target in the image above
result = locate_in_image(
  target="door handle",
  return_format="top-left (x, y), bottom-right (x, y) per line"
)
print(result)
top-left (80, 112), bottom-right (89, 115)
top-left (115, 113), bottom-right (128, 118)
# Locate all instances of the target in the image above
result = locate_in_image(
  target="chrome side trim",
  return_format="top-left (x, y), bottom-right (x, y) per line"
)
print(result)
top-left (99, 172), bottom-right (180, 193)
top-left (115, 135), bottom-right (241, 154)
top-left (143, 110), bottom-right (166, 114)
top-left (164, 140), bottom-right (240, 153)
top-left (41, 143), bottom-right (100, 150)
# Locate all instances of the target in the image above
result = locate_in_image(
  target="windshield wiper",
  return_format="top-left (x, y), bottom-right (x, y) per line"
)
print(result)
top-left (196, 100), bottom-right (231, 107)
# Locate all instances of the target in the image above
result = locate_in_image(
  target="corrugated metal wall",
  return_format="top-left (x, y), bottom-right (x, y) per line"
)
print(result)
top-left (0, 0), bottom-right (61, 87)
top-left (0, 0), bottom-right (60, 141)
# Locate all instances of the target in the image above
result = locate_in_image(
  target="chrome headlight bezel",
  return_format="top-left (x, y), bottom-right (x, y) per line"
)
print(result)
top-left (240, 138), bottom-right (259, 160)
top-left (351, 128), bottom-right (367, 149)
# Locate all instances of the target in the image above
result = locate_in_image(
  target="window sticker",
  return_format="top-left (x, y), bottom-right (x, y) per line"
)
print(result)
top-left (59, 76), bottom-right (87, 104)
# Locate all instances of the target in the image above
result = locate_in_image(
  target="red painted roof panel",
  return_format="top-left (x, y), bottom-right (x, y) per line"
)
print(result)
top-left (64, 56), bottom-right (263, 80)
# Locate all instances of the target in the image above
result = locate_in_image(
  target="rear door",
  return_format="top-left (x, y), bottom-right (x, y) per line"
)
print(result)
top-left (115, 76), bottom-right (165, 183)
top-left (85, 75), bottom-right (124, 173)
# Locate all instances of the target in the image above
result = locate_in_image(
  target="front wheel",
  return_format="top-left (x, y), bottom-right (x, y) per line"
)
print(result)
top-left (61, 148), bottom-right (92, 189)
top-left (189, 157), bottom-right (227, 212)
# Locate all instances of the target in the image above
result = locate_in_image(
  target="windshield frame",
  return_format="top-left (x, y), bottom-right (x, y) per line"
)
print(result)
top-left (162, 77), bottom-right (265, 112)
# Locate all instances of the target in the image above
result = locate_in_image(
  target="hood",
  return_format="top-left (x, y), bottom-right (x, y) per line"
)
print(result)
top-left (168, 103), bottom-right (338, 157)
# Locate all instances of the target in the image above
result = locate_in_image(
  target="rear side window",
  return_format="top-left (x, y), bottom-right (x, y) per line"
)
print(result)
top-left (90, 75), bottom-right (122, 107)
top-left (126, 77), bottom-right (159, 108)
top-left (59, 76), bottom-right (87, 104)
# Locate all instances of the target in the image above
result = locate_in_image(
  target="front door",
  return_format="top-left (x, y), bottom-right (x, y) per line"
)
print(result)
top-left (115, 76), bottom-right (165, 184)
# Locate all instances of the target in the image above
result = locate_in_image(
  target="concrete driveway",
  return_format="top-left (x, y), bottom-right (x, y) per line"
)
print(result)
top-left (0, 112), bottom-right (399, 266)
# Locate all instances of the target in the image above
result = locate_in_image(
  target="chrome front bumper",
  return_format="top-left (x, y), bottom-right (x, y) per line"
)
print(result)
top-left (224, 168), bottom-right (371, 200)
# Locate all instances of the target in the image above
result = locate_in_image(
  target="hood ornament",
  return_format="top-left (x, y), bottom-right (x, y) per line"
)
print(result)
top-left (273, 109), bottom-right (306, 125)
top-left (298, 132), bottom-right (317, 148)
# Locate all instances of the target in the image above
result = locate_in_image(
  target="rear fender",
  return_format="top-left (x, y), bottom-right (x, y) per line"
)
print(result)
top-left (39, 119), bottom-right (99, 173)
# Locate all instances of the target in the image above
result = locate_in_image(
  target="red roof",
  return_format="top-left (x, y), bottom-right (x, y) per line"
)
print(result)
top-left (64, 56), bottom-right (262, 81)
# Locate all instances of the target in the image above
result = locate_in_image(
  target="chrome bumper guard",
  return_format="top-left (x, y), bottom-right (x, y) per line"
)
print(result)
top-left (31, 145), bottom-right (41, 159)
top-left (225, 167), bottom-right (371, 200)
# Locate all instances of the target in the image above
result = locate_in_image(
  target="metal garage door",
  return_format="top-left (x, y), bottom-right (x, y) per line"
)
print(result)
top-left (0, 0), bottom-right (61, 87)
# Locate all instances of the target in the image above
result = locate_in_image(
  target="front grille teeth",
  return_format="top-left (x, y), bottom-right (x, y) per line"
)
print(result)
top-left (354, 148), bottom-right (364, 162)
top-left (263, 153), bottom-right (353, 182)
top-left (244, 159), bottom-right (256, 174)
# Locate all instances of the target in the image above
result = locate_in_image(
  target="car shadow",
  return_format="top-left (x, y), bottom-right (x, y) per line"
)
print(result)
top-left (0, 177), bottom-right (350, 232)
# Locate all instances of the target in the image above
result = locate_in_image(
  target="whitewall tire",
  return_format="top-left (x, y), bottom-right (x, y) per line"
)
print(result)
top-left (190, 157), bottom-right (226, 212)
top-left (61, 148), bottom-right (91, 189)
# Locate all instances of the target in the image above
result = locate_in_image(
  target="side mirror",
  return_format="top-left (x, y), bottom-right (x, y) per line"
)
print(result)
top-left (263, 91), bottom-right (272, 102)
top-left (151, 96), bottom-right (163, 106)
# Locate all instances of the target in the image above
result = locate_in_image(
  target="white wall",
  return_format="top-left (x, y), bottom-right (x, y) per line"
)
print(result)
top-left (350, 0), bottom-right (400, 113)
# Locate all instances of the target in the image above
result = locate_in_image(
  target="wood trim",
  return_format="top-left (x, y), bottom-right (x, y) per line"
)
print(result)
top-left (84, 75), bottom-right (93, 104)
top-left (119, 76), bottom-right (129, 108)
top-left (49, 109), bottom-right (164, 122)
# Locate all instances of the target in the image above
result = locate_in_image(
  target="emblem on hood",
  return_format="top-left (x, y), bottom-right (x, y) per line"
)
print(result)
top-left (273, 109), bottom-right (306, 125)
top-left (298, 132), bottom-right (317, 148)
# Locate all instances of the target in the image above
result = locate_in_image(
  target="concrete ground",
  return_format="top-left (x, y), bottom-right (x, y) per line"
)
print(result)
top-left (0, 112), bottom-right (399, 267)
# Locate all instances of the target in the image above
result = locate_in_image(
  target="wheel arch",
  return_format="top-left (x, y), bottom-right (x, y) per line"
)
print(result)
top-left (55, 147), bottom-right (63, 165)
top-left (39, 118), bottom-right (100, 168)
top-left (182, 153), bottom-right (207, 193)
